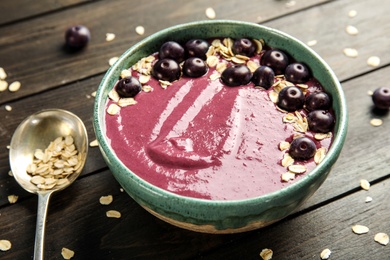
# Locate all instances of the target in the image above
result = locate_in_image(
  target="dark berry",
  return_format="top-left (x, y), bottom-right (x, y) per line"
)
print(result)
top-left (152, 58), bottom-right (181, 82)
top-left (182, 57), bottom-right (208, 78)
top-left (221, 65), bottom-right (252, 87)
top-left (261, 49), bottom-right (289, 75)
top-left (65, 25), bottom-right (90, 49)
top-left (185, 39), bottom-right (210, 60)
top-left (251, 66), bottom-right (275, 89)
top-left (305, 92), bottom-right (332, 111)
top-left (307, 110), bottom-right (335, 133)
top-left (285, 62), bottom-right (311, 83)
top-left (289, 137), bottom-right (317, 160)
top-left (232, 38), bottom-right (256, 57)
top-left (159, 41), bottom-right (185, 63)
top-left (116, 76), bottom-right (142, 98)
top-left (277, 86), bottom-right (305, 111)
top-left (372, 87), bottom-right (390, 110)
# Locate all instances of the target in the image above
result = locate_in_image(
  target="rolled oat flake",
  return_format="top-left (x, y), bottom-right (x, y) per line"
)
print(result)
top-left (374, 233), bottom-right (389, 245)
top-left (0, 240), bottom-right (11, 251)
top-left (320, 248), bottom-right (331, 259)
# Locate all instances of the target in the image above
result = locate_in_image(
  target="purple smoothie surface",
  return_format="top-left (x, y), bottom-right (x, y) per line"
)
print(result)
top-left (104, 40), bottom-right (333, 200)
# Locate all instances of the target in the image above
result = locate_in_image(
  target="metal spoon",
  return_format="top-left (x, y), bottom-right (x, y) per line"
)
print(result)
top-left (9, 109), bottom-right (88, 260)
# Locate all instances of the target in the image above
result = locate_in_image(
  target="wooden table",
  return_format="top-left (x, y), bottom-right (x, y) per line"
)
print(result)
top-left (0, 0), bottom-right (389, 259)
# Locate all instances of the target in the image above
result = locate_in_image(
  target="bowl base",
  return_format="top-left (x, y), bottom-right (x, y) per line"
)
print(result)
top-left (142, 205), bottom-right (279, 234)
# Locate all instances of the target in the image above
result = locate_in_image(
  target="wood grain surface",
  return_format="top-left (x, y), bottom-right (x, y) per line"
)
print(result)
top-left (0, 0), bottom-right (389, 259)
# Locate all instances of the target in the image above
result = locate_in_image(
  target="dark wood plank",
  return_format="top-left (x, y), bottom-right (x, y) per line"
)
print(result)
top-left (0, 0), bottom-right (95, 25)
top-left (0, 170), bottom-right (239, 260)
top-left (264, 0), bottom-right (388, 82)
top-left (198, 176), bottom-right (390, 259)
top-left (1, 166), bottom-right (389, 259)
top-left (0, 0), bottom-right (330, 104)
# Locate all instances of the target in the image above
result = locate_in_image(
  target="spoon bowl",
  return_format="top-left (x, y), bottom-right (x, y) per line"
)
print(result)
top-left (9, 108), bottom-right (88, 259)
top-left (10, 109), bottom-right (88, 193)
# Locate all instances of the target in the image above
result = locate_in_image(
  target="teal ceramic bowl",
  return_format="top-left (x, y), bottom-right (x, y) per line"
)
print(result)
top-left (93, 20), bottom-right (348, 233)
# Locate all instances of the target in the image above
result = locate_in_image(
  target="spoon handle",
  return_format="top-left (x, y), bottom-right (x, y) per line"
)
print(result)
top-left (34, 192), bottom-right (53, 260)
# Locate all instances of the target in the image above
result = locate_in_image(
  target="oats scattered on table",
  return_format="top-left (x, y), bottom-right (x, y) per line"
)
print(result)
top-left (105, 33), bottom-right (116, 42)
top-left (8, 81), bottom-right (21, 92)
top-left (352, 224), bottom-right (369, 234)
top-left (8, 170), bottom-right (13, 176)
top-left (89, 139), bottom-right (99, 147)
top-left (99, 195), bottom-right (113, 205)
top-left (8, 195), bottom-right (18, 204)
top-left (374, 233), bottom-right (389, 246)
top-left (61, 247), bottom-right (75, 259)
top-left (0, 67), bottom-right (7, 80)
top-left (367, 56), bottom-right (380, 67)
top-left (135, 25), bottom-right (145, 35)
top-left (365, 196), bottom-right (372, 203)
top-left (109, 57), bottom-right (119, 66)
top-left (307, 40), bottom-right (317, 47)
top-left (285, 0), bottom-right (296, 8)
top-left (259, 248), bottom-right (273, 260)
top-left (0, 240), bottom-right (12, 251)
top-left (320, 248), bottom-right (331, 260)
top-left (370, 118), bottom-right (383, 127)
top-left (91, 91), bottom-right (96, 97)
top-left (343, 48), bottom-right (358, 58)
top-left (367, 90), bottom-right (374, 96)
top-left (346, 25), bottom-right (359, 35)
top-left (360, 179), bottom-right (370, 190)
top-left (348, 10), bottom-right (357, 18)
top-left (5, 105), bottom-right (12, 111)
top-left (106, 210), bottom-right (121, 218)
top-left (0, 80), bottom-right (8, 92)
top-left (205, 7), bottom-right (216, 19)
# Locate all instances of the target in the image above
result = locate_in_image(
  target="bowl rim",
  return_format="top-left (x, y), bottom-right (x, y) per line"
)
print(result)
top-left (93, 19), bottom-right (348, 206)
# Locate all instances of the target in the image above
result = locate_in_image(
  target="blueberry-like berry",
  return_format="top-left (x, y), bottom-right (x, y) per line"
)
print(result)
top-left (372, 87), bottom-right (390, 110)
top-left (232, 38), bottom-right (256, 57)
top-left (65, 25), bottom-right (90, 49)
top-left (159, 41), bottom-right (185, 63)
top-left (185, 39), bottom-right (210, 60)
top-left (305, 92), bottom-right (332, 111)
top-left (116, 76), bottom-right (142, 98)
top-left (221, 65), bottom-right (252, 87)
top-left (277, 86), bottom-right (305, 111)
top-left (289, 137), bottom-right (317, 160)
top-left (251, 66), bottom-right (275, 89)
top-left (152, 58), bottom-right (181, 82)
top-left (261, 49), bottom-right (289, 75)
top-left (285, 62), bottom-right (311, 83)
top-left (182, 57), bottom-right (208, 78)
top-left (307, 110), bottom-right (335, 133)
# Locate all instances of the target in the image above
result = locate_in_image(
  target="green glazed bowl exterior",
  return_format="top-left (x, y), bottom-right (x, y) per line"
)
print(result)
top-left (93, 20), bottom-right (348, 233)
